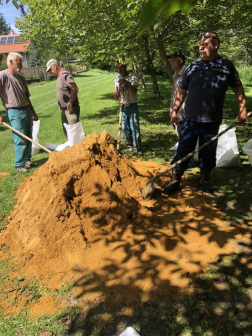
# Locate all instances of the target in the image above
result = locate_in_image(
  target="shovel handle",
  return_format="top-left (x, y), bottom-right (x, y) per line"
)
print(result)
top-left (117, 85), bottom-right (124, 150)
top-left (152, 111), bottom-right (252, 182)
top-left (3, 122), bottom-right (51, 154)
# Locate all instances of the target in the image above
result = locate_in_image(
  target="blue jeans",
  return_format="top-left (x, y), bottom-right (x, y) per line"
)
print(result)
top-left (120, 103), bottom-right (142, 151)
top-left (7, 107), bottom-right (33, 168)
top-left (172, 120), bottom-right (220, 173)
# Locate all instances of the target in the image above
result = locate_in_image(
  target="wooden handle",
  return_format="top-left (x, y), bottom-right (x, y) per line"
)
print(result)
top-left (152, 111), bottom-right (252, 182)
top-left (3, 122), bottom-right (51, 154)
top-left (117, 85), bottom-right (124, 150)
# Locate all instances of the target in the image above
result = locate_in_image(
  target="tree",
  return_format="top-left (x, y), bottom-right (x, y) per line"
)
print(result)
top-left (0, 13), bottom-right (10, 34)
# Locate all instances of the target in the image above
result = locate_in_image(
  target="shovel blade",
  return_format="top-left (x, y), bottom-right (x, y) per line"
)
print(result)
top-left (142, 180), bottom-right (155, 201)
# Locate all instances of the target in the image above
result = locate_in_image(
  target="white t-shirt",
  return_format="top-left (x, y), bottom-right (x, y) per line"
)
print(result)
top-left (113, 73), bottom-right (138, 104)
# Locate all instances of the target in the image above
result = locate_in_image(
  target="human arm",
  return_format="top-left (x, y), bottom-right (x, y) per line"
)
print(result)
top-left (113, 86), bottom-right (120, 99)
top-left (170, 88), bottom-right (187, 129)
top-left (119, 78), bottom-right (137, 95)
top-left (66, 84), bottom-right (78, 112)
top-left (0, 115), bottom-right (3, 125)
top-left (27, 97), bottom-right (39, 121)
top-left (233, 85), bottom-right (247, 123)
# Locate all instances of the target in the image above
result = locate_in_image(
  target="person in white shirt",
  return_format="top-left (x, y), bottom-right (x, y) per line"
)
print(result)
top-left (113, 61), bottom-right (142, 155)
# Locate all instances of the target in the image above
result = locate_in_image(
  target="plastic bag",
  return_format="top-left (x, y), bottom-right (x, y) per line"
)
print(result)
top-left (242, 138), bottom-right (252, 165)
top-left (63, 121), bottom-right (85, 147)
top-left (119, 327), bottom-right (140, 336)
top-left (32, 120), bottom-right (40, 155)
top-left (45, 141), bottom-right (70, 151)
top-left (216, 124), bottom-right (241, 167)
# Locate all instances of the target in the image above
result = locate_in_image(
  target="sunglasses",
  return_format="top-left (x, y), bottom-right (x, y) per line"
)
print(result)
top-left (202, 32), bottom-right (220, 43)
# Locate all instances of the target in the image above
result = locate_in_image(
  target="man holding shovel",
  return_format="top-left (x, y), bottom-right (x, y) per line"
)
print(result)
top-left (113, 61), bottom-right (142, 155)
top-left (164, 32), bottom-right (247, 195)
top-left (0, 52), bottom-right (39, 173)
top-left (46, 59), bottom-right (80, 138)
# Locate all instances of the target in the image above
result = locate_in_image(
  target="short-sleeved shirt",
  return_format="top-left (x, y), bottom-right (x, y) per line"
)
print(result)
top-left (56, 71), bottom-right (79, 109)
top-left (170, 65), bottom-right (187, 121)
top-left (179, 56), bottom-right (242, 123)
top-left (0, 69), bottom-right (30, 109)
top-left (114, 73), bottom-right (138, 105)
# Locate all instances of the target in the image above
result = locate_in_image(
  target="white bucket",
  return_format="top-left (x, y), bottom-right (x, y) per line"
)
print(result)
top-left (242, 139), bottom-right (252, 165)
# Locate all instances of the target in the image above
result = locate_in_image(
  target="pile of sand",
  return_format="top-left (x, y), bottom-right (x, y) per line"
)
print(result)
top-left (1, 131), bottom-right (250, 305)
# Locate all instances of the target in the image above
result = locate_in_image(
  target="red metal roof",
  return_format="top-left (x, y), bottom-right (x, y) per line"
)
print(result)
top-left (0, 34), bottom-right (30, 53)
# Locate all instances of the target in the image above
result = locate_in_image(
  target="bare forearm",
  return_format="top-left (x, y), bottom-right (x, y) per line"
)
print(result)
top-left (233, 85), bottom-right (247, 123)
top-left (172, 89), bottom-right (187, 114)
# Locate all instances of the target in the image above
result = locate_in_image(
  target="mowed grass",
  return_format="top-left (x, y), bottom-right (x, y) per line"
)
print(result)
top-left (0, 69), bottom-right (252, 335)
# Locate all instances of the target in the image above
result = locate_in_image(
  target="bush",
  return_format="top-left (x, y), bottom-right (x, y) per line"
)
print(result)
top-left (40, 71), bottom-right (45, 81)
top-left (236, 67), bottom-right (252, 86)
top-left (0, 55), bottom-right (7, 71)
top-left (28, 55), bottom-right (41, 67)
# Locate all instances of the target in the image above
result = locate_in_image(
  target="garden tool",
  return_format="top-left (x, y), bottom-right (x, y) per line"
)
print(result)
top-left (142, 111), bottom-right (252, 201)
top-left (116, 84), bottom-right (124, 150)
top-left (2, 122), bottom-right (51, 154)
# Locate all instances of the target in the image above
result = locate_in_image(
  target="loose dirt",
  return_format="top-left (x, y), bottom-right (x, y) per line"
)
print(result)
top-left (0, 131), bottom-right (251, 316)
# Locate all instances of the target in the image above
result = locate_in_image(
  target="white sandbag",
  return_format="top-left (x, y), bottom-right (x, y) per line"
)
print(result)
top-left (242, 139), bottom-right (252, 165)
top-left (63, 121), bottom-right (85, 147)
top-left (32, 120), bottom-right (40, 155)
top-left (216, 124), bottom-right (241, 167)
top-left (45, 141), bottom-right (70, 151)
top-left (119, 327), bottom-right (140, 336)
top-left (169, 142), bottom-right (178, 151)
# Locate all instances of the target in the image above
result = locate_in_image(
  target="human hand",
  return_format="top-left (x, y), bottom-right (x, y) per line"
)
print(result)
top-left (236, 109), bottom-right (247, 123)
top-left (33, 113), bottom-right (39, 121)
top-left (119, 78), bottom-right (127, 85)
top-left (0, 115), bottom-right (3, 125)
top-left (67, 101), bottom-right (73, 113)
top-left (170, 111), bottom-right (177, 129)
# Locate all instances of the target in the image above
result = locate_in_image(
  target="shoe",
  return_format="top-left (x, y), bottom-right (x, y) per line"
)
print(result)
top-left (199, 177), bottom-right (211, 193)
top-left (136, 150), bottom-right (143, 156)
top-left (199, 170), bottom-right (211, 193)
top-left (25, 160), bottom-right (36, 168)
top-left (126, 147), bottom-right (134, 152)
top-left (15, 167), bottom-right (28, 173)
top-left (163, 178), bottom-right (181, 195)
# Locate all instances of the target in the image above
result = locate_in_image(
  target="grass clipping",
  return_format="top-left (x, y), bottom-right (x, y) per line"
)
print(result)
top-left (0, 131), bottom-right (249, 301)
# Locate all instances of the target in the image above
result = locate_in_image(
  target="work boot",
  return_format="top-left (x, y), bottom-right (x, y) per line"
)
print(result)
top-left (15, 167), bottom-right (28, 173)
top-left (25, 160), bottom-right (36, 168)
top-left (199, 170), bottom-right (211, 193)
top-left (163, 166), bottom-right (184, 195)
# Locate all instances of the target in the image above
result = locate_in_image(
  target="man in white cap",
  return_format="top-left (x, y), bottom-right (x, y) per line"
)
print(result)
top-left (0, 52), bottom-right (39, 173)
top-left (46, 59), bottom-right (80, 138)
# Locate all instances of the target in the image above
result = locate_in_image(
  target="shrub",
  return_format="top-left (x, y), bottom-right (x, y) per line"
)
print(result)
top-left (236, 67), bottom-right (252, 86)
top-left (0, 55), bottom-right (7, 71)
top-left (40, 71), bottom-right (45, 81)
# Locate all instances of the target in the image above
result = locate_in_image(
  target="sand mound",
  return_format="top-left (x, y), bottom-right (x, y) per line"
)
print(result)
top-left (1, 131), bottom-right (249, 306)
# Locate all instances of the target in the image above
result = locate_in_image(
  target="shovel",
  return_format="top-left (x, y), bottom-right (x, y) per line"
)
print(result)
top-left (142, 112), bottom-right (252, 201)
top-left (2, 122), bottom-right (51, 154)
top-left (116, 84), bottom-right (124, 150)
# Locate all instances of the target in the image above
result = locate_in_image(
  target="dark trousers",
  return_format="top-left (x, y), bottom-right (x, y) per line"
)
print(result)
top-left (171, 120), bottom-right (220, 173)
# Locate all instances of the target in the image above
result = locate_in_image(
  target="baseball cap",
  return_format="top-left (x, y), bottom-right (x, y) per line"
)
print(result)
top-left (167, 51), bottom-right (185, 61)
top-left (115, 61), bottom-right (127, 69)
top-left (46, 59), bottom-right (58, 72)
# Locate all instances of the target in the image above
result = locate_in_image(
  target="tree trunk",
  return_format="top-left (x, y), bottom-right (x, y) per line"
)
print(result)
top-left (143, 36), bottom-right (161, 98)
top-left (156, 37), bottom-right (173, 84)
top-left (133, 57), bottom-right (146, 91)
top-left (132, 62), bottom-right (137, 74)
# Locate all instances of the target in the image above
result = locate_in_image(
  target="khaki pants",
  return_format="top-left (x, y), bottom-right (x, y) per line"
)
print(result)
top-left (61, 105), bottom-right (80, 138)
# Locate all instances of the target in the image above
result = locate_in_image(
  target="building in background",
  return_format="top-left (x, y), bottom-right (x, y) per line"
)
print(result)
top-left (0, 30), bottom-right (37, 67)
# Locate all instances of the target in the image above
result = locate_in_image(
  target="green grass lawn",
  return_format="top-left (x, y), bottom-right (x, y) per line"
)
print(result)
top-left (0, 69), bottom-right (252, 335)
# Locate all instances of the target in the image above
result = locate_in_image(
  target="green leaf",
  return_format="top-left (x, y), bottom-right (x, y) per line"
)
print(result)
top-left (12, 0), bottom-right (19, 9)
top-left (139, 0), bottom-right (169, 35)
top-left (154, 17), bottom-right (163, 30)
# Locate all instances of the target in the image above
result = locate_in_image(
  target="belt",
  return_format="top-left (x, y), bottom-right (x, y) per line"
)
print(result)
top-left (7, 106), bottom-right (29, 110)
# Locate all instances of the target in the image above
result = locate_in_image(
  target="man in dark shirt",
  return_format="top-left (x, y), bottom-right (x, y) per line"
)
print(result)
top-left (163, 32), bottom-right (247, 194)
top-left (46, 59), bottom-right (80, 138)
